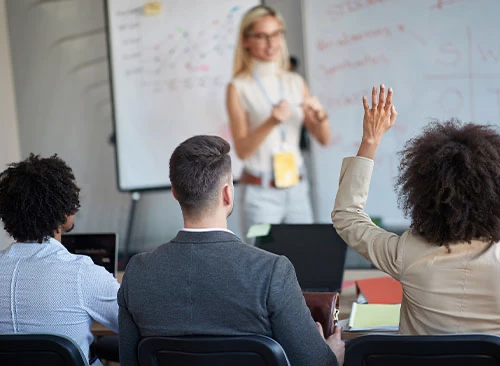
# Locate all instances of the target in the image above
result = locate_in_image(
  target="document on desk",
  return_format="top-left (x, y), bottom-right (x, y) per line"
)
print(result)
top-left (348, 303), bottom-right (401, 331)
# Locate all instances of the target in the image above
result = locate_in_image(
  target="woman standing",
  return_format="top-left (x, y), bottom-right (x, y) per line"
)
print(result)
top-left (226, 5), bottom-right (330, 237)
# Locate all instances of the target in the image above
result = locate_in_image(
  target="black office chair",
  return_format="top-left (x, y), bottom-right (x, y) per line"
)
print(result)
top-left (138, 335), bottom-right (290, 366)
top-left (345, 333), bottom-right (500, 366)
top-left (92, 335), bottom-right (119, 364)
top-left (0, 334), bottom-right (88, 366)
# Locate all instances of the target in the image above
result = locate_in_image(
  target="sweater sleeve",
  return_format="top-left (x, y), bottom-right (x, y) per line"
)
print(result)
top-left (117, 269), bottom-right (141, 366)
top-left (267, 256), bottom-right (337, 366)
top-left (332, 157), bottom-right (405, 279)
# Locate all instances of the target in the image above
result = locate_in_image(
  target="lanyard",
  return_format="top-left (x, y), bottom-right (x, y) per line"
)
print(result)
top-left (253, 72), bottom-right (287, 144)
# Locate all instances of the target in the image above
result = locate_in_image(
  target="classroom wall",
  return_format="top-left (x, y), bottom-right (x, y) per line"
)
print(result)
top-left (4, 0), bottom-right (306, 252)
top-left (0, 0), bottom-right (20, 250)
top-left (6, 0), bottom-right (267, 252)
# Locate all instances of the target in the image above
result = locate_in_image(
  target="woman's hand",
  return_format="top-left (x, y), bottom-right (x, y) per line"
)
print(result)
top-left (302, 96), bottom-right (328, 124)
top-left (270, 100), bottom-right (291, 125)
top-left (357, 84), bottom-right (397, 159)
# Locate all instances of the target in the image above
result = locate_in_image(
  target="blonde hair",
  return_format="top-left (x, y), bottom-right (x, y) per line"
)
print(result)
top-left (232, 5), bottom-right (290, 78)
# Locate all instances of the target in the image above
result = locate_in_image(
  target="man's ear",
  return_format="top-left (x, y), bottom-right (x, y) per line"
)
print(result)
top-left (172, 187), bottom-right (179, 201)
top-left (222, 184), bottom-right (232, 207)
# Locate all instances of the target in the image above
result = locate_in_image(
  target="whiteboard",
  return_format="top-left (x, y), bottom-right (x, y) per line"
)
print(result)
top-left (302, 0), bottom-right (500, 226)
top-left (106, 0), bottom-right (259, 191)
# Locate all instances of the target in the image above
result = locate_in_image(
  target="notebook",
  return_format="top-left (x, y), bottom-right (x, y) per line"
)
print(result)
top-left (348, 303), bottom-right (401, 331)
top-left (355, 276), bottom-right (403, 304)
top-left (254, 224), bottom-right (348, 292)
top-left (61, 233), bottom-right (118, 277)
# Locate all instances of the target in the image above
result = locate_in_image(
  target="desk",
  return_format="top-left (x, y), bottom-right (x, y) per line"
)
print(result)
top-left (91, 269), bottom-right (396, 338)
top-left (339, 269), bottom-right (398, 340)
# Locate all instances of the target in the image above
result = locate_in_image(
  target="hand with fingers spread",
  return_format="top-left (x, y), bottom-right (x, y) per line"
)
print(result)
top-left (357, 84), bottom-right (398, 159)
top-left (316, 322), bottom-right (345, 366)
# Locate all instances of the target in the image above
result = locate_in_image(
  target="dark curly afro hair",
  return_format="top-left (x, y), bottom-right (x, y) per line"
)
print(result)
top-left (0, 154), bottom-right (80, 243)
top-left (395, 119), bottom-right (500, 247)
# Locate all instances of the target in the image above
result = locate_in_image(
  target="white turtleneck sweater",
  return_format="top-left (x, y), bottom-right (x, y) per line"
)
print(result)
top-left (231, 60), bottom-right (305, 175)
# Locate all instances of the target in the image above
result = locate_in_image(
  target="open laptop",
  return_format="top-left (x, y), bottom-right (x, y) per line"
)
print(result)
top-left (254, 224), bottom-right (347, 292)
top-left (61, 233), bottom-right (118, 277)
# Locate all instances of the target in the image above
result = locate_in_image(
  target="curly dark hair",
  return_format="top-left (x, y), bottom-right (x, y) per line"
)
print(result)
top-left (0, 154), bottom-right (80, 243)
top-left (396, 119), bottom-right (500, 247)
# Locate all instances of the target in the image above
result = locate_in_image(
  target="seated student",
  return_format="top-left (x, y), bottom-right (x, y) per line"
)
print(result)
top-left (0, 154), bottom-right (120, 365)
top-left (332, 85), bottom-right (500, 335)
top-left (118, 135), bottom-right (344, 366)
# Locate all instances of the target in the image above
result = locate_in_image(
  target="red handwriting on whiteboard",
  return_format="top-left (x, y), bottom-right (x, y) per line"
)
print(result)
top-left (430, 0), bottom-right (471, 10)
top-left (317, 27), bottom-right (391, 51)
top-left (316, 24), bottom-right (424, 52)
top-left (326, 0), bottom-right (393, 22)
top-left (436, 41), bottom-right (461, 67)
top-left (440, 88), bottom-right (464, 115)
top-left (320, 54), bottom-right (389, 77)
top-left (426, 27), bottom-right (500, 121)
top-left (477, 45), bottom-right (500, 63)
top-left (323, 88), bottom-right (371, 109)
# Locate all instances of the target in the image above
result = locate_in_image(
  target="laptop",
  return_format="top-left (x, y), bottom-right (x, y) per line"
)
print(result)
top-left (61, 233), bottom-right (118, 277)
top-left (254, 224), bottom-right (347, 292)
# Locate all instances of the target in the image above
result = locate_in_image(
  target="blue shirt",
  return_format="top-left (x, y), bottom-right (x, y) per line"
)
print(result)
top-left (0, 237), bottom-right (120, 364)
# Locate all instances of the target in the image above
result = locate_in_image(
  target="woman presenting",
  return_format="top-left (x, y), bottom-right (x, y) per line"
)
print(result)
top-left (226, 5), bottom-right (331, 236)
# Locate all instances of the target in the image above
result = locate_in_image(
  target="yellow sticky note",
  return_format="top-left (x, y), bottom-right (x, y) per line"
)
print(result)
top-left (144, 2), bottom-right (161, 15)
top-left (246, 224), bottom-right (271, 238)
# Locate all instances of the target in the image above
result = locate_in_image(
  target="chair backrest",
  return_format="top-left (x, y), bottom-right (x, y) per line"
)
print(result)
top-left (138, 335), bottom-right (290, 366)
top-left (345, 334), bottom-right (500, 366)
top-left (0, 334), bottom-right (88, 366)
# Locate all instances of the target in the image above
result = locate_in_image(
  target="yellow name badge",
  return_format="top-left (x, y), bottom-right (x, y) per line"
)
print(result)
top-left (273, 151), bottom-right (299, 188)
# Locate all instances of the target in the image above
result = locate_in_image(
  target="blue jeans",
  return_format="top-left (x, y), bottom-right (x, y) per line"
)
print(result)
top-left (240, 179), bottom-right (314, 243)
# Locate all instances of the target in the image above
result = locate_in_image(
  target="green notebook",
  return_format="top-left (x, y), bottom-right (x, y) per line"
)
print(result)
top-left (348, 303), bottom-right (401, 331)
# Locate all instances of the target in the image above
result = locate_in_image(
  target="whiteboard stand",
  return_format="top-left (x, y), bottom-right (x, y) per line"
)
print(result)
top-left (123, 191), bottom-right (141, 267)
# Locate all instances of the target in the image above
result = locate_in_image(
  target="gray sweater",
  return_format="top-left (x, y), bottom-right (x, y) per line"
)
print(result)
top-left (118, 230), bottom-right (337, 366)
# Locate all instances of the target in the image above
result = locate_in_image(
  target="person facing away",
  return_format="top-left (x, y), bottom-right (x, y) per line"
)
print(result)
top-left (332, 84), bottom-right (500, 335)
top-left (226, 5), bottom-right (331, 236)
top-left (0, 154), bottom-right (119, 365)
top-left (118, 135), bottom-right (344, 366)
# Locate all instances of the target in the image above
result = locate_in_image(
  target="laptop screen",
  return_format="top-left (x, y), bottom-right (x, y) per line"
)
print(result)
top-left (254, 224), bottom-right (347, 292)
top-left (61, 233), bottom-right (118, 277)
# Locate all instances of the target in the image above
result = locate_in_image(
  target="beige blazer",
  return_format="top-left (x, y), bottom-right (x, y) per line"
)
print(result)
top-left (332, 157), bottom-right (500, 335)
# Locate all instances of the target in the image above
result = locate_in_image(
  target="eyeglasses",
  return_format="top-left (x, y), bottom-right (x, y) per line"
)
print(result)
top-left (246, 29), bottom-right (285, 43)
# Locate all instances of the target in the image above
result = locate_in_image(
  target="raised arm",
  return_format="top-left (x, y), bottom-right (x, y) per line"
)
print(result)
top-left (331, 85), bottom-right (404, 279)
top-left (226, 83), bottom-right (289, 160)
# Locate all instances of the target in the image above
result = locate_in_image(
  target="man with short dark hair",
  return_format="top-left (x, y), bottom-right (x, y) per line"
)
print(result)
top-left (0, 154), bottom-right (120, 366)
top-left (118, 135), bottom-right (344, 366)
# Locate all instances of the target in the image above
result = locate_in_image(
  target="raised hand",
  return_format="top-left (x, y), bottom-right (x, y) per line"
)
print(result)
top-left (362, 84), bottom-right (397, 144)
top-left (270, 100), bottom-right (291, 125)
top-left (357, 84), bottom-right (397, 159)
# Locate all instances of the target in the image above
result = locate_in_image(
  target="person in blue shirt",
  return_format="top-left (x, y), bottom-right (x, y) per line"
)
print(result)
top-left (0, 154), bottom-right (119, 366)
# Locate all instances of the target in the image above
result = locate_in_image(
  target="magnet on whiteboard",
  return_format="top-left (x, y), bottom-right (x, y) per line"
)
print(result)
top-left (144, 2), bottom-right (161, 16)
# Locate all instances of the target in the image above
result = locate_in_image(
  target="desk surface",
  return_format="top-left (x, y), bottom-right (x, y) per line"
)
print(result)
top-left (92, 269), bottom-right (394, 338)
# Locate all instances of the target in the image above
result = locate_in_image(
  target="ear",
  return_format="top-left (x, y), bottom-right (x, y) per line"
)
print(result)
top-left (222, 183), bottom-right (232, 207)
